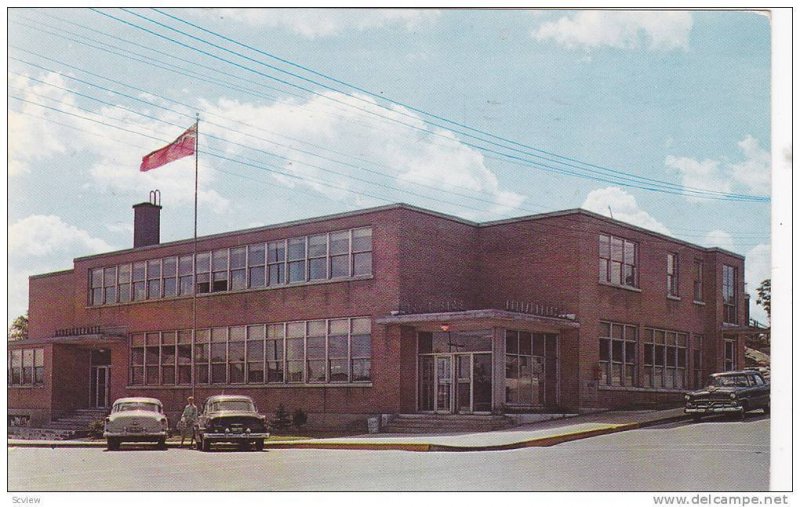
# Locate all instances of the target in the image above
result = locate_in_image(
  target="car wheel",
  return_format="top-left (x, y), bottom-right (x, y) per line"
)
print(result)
top-left (107, 438), bottom-right (120, 451)
top-left (201, 437), bottom-right (211, 452)
top-left (763, 403), bottom-right (770, 415)
top-left (194, 432), bottom-right (202, 451)
top-left (157, 438), bottom-right (167, 450)
top-left (739, 402), bottom-right (748, 421)
top-left (254, 439), bottom-right (264, 452)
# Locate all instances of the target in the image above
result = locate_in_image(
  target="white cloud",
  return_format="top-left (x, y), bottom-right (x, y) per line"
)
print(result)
top-left (201, 91), bottom-right (525, 219)
top-left (745, 243), bottom-right (771, 323)
top-left (532, 11), bottom-right (693, 51)
top-left (9, 215), bottom-right (113, 257)
top-left (665, 135), bottom-right (771, 200)
top-left (192, 9), bottom-right (440, 39)
top-left (581, 186), bottom-right (671, 235)
top-left (704, 229), bottom-right (735, 252)
top-left (728, 135), bottom-right (771, 195)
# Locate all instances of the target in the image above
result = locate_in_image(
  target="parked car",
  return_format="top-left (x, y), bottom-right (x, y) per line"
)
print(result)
top-left (104, 397), bottom-right (169, 451)
top-left (684, 371), bottom-right (770, 421)
top-left (194, 395), bottom-right (269, 451)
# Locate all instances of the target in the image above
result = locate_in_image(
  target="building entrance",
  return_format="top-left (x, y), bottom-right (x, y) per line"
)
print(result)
top-left (417, 330), bottom-right (494, 414)
top-left (90, 349), bottom-right (111, 409)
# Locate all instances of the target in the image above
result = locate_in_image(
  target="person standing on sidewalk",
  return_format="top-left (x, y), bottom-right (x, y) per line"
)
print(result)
top-left (178, 396), bottom-right (198, 448)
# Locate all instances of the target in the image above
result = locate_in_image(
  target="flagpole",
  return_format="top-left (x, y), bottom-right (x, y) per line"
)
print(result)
top-left (192, 113), bottom-right (199, 402)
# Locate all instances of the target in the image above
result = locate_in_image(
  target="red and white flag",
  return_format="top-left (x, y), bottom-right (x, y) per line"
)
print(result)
top-left (140, 123), bottom-right (197, 172)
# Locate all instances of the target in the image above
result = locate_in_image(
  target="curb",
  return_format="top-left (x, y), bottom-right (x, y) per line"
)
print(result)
top-left (8, 413), bottom-right (692, 452)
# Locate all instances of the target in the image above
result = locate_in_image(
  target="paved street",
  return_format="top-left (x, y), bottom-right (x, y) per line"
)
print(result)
top-left (8, 416), bottom-right (768, 491)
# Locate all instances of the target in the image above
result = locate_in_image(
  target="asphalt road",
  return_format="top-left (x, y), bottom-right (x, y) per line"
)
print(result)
top-left (8, 415), bottom-right (769, 491)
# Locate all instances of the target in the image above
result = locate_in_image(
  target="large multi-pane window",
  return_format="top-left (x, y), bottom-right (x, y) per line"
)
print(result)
top-left (129, 317), bottom-right (372, 386)
top-left (90, 227), bottom-right (373, 306)
top-left (505, 330), bottom-right (547, 405)
top-left (643, 328), bottom-right (688, 389)
top-left (723, 264), bottom-right (738, 324)
top-left (598, 322), bottom-right (637, 387)
top-left (8, 348), bottom-right (44, 387)
top-left (692, 335), bottom-right (704, 388)
top-left (667, 253), bottom-right (679, 297)
top-left (693, 260), bottom-right (704, 302)
top-left (598, 234), bottom-right (638, 288)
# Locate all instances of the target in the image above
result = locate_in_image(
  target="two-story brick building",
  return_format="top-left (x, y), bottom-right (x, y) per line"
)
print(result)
top-left (8, 199), bottom-right (750, 430)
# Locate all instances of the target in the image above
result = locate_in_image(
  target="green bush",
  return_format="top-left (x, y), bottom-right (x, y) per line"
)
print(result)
top-left (292, 408), bottom-right (308, 430)
top-left (270, 404), bottom-right (292, 432)
top-left (87, 418), bottom-right (105, 438)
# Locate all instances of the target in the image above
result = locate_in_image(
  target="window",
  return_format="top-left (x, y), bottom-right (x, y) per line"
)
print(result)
top-left (667, 253), bottom-right (679, 297)
top-left (328, 319), bottom-right (349, 382)
top-left (178, 255), bottom-right (194, 296)
top-left (130, 334), bottom-right (144, 384)
top-left (723, 265), bottom-right (738, 324)
top-left (90, 227), bottom-right (373, 305)
top-left (350, 318), bottom-right (372, 382)
top-left (147, 260), bottom-right (161, 299)
top-left (266, 324), bottom-right (285, 383)
top-left (248, 244), bottom-right (266, 289)
top-left (118, 264), bottom-right (132, 303)
top-left (724, 337), bottom-right (737, 371)
top-left (194, 329), bottom-right (210, 384)
top-left (210, 327), bottom-right (227, 383)
top-left (177, 330), bottom-right (192, 384)
top-left (145, 333), bottom-right (160, 385)
top-left (286, 322), bottom-right (305, 382)
top-left (161, 331), bottom-right (176, 385)
top-left (228, 326), bottom-right (246, 383)
top-left (211, 250), bottom-right (229, 292)
top-left (693, 260), bottom-right (704, 302)
top-left (103, 267), bottom-right (117, 304)
top-left (599, 234), bottom-right (637, 287)
top-left (287, 237), bottom-right (307, 283)
top-left (9, 348), bottom-right (45, 387)
top-left (692, 335), bottom-right (704, 389)
top-left (230, 248), bottom-right (247, 291)
top-left (90, 268), bottom-right (103, 306)
top-left (246, 325), bottom-right (265, 383)
top-left (505, 330), bottom-right (546, 405)
top-left (598, 322), bottom-right (637, 387)
top-left (644, 328), bottom-right (688, 389)
top-left (306, 320), bottom-right (327, 382)
top-left (162, 257), bottom-right (177, 298)
top-left (352, 228), bottom-right (373, 276)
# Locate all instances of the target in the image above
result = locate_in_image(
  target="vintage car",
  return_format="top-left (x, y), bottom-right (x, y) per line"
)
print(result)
top-left (194, 395), bottom-right (269, 451)
top-left (684, 371), bottom-right (770, 421)
top-left (104, 397), bottom-right (169, 450)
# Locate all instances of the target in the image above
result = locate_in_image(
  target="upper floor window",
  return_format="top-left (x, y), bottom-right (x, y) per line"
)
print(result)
top-left (667, 253), bottom-right (679, 297)
top-left (599, 234), bottom-right (637, 288)
top-left (88, 227), bottom-right (373, 306)
top-left (722, 264), bottom-right (737, 324)
top-left (693, 260), bottom-right (704, 302)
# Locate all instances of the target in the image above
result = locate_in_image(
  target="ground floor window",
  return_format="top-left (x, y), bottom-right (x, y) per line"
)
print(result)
top-left (724, 337), bottom-right (737, 371)
top-left (505, 330), bottom-right (548, 406)
top-left (692, 334), bottom-right (704, 388)
top-left (8, 348), bottom-right (44, 387)
top-left (129, 317), bottom-right (372, 386)
top-left (598, 322), bottom-right (637, 387)
top-left (643, 328), bottom-right (688, 389)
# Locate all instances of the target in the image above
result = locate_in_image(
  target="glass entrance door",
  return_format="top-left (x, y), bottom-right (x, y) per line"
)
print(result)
top-left (455, 354), bottom-right (472, 413)
top-left (434, 356), bottom-right (452, 413)
top-left (91, 366), bottom-right (110, 408)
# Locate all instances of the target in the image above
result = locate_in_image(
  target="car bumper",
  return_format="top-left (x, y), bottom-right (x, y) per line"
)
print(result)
top-left (104, 430), bottom-right (167, 440)
top-left (202, 432), bottom-right (269, 441)
top-left (685, 406), bottom-right (742, 414)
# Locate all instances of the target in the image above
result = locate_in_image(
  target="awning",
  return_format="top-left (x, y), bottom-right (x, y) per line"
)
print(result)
top-left (375, 309), bottom-right (580, 333)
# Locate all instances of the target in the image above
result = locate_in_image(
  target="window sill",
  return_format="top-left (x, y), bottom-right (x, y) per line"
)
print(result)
top-left (126, 382), bottom-right (373, 389)
top-left (8, 385), bottom-right (46, 389)
top-left (598, 281), bottom-right (642, 293)
top-left (667, 295), bottom-right (681, 301)
top-left (598, 385), bottom-right (688, 393)
top-left (88, 275), bottom-right (375, 309)
top-left (693, 300), bottom-right (706, 306)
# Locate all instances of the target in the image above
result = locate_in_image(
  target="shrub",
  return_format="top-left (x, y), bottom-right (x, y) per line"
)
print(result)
top-left (87, 418), bottom-right (105, 438)
top-left (292, 408), bottom-right (308, 430)
top-left (270, 404), bottom-right (292, 432)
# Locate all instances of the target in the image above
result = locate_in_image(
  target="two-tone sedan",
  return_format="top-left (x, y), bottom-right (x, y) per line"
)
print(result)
top-left (684, 371), bottom-right (770, 421)
top-left (104, 397), bottom-right (169, 451)
top-left (194, 395), bottom-right (269, 451)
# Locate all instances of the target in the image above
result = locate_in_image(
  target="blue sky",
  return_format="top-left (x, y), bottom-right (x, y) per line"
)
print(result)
top-left (8, 8), bottom-right (777, 326)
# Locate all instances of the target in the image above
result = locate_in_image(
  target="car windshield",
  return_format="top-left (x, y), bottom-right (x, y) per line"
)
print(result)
top-left (115, 402), bottom-right (161, 413)
top-left (209, 400), bottom-right (254, 412)
top-left (708, 375), bottom-right (750, 387)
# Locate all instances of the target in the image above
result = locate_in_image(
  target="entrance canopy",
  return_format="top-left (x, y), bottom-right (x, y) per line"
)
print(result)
top-left (375, 308), bottom-right (580, 332)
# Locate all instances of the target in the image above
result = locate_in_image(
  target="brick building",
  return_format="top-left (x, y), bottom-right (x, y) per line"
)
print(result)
top-left (8, 200), bottom-right (751, 430)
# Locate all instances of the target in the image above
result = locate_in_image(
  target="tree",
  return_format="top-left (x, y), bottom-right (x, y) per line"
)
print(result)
top-left (8, 312), bottom-right (28, 341)
top-left (270, 404), bottom-right (292, 432)
top-left (292, 408), bottom-right (308, 430)
top-left (756, 279), bottom-right (771, 320)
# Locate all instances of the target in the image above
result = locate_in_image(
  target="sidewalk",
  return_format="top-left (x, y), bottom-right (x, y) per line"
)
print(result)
top-left (7, 407), bottom-right (689, 452)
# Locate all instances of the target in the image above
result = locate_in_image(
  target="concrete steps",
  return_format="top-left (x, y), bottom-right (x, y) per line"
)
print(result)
top-left (381, 414), bottom-right (513, 434)
top-left (24, 408), bottom-right (111, 439)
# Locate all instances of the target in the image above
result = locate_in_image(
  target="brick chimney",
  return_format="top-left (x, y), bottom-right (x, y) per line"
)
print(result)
top-left (133, 190), bottom-right (162, 248)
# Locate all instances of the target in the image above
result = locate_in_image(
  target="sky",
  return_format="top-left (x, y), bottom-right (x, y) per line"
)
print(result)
top-left (7, 8), bottom-right (779, 327)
